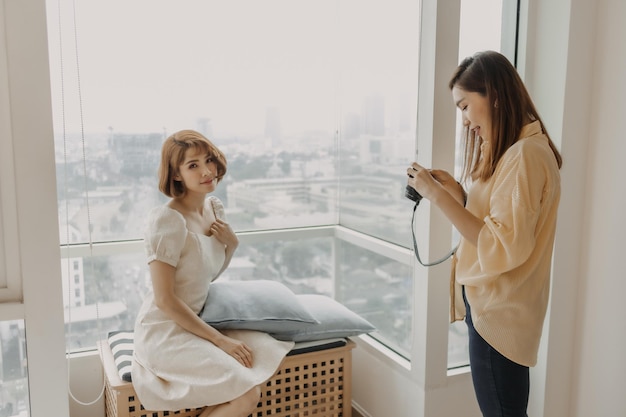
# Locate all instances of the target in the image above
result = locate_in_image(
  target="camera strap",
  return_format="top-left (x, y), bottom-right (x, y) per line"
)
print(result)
top-left (411, 203), bottom-right (459, 267)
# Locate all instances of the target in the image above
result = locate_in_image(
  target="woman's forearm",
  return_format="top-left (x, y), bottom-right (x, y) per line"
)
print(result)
top-left (150, 261), bottom-right (225, 345)
top-left (431, 187), bottom-right (483, 246)
top-left (156, 293), bottom-right (225, 344)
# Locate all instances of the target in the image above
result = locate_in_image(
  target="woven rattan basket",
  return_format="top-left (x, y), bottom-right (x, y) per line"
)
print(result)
top-left (100, 339), bottom-right (355, 417)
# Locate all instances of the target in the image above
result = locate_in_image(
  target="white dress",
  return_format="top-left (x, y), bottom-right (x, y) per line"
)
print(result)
top-left (132, 196), bottom-right (294, 411)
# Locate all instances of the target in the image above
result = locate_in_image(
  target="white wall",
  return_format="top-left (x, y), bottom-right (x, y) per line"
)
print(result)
top-left (572, 0), bottom-right (626, 415)
top-left (522, 0), bottom-right (626, 415)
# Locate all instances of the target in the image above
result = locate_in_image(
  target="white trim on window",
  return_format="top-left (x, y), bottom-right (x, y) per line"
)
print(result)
top-left (501, 0), bottom-right (520, 64)
top-left (2, 0), bottom-right (70, 415)
top-left (0, 0), bottom-right (22, 303)
top-left (410, 0), bottom-right (461, 389)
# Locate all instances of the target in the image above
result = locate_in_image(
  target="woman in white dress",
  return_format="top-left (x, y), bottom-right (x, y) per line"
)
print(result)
top-left (132, 130), bottom-right (294, 416)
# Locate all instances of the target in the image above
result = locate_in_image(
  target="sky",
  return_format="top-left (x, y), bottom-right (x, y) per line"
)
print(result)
top-left (45, 0), bottom-right (502, 137)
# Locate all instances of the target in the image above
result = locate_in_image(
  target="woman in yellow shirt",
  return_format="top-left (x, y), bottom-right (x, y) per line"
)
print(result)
top-left (407, 50), bottom-right (562, 417)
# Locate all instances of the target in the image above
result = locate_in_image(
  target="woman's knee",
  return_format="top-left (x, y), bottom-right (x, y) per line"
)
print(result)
top-left (232, 386), bottom-right (261, 415)
top-left (247, 385), bottom-right (261, 406)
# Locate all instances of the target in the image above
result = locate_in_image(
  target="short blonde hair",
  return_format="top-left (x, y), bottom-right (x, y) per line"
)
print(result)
top-left (158, 130), bottom-right (227, 198)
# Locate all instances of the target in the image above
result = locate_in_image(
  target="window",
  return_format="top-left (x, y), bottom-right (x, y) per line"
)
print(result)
top-left (0, 320), bottom-right (30, 417)
top-left (446, 0), bottom-right (512, 369)
top-left (47, 0), bottom-right (516, 368)
top-left (337, 0), bottom-right (421, 248)
top-left (336, 239), bottom-right (413, 356)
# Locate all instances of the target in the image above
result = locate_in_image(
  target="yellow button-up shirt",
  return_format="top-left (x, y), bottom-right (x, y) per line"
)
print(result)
top-left (451, 121), bottom-right (561, 367)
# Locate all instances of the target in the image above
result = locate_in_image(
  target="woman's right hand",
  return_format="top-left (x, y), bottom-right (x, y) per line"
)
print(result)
top-left (216, 335), bottom-right (254, 368)
top-left (210, 219), bottom-right (239, 249)
top-left (430, 169), bottom-right (466, 206)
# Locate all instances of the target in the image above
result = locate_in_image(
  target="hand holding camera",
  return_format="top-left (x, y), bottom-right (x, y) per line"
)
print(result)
top-left (405, 168), bottom-right (423, 204)
top-left (405, 163), bottom-right (463, 267)
top-left (406, 164), bottom-right (467, 207)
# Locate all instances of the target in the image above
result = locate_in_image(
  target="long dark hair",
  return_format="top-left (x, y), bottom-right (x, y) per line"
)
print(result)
top-left (449, 51), bottom-right (562, 182)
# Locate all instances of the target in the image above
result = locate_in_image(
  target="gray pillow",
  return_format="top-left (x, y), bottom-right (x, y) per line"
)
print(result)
top-left (199, 280), bottom-right (318, 332)
top-left (270, 294), bottom-right (376, 342)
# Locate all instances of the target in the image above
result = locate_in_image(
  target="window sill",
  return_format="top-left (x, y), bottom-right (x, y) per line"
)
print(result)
top-left (353, 334), bottom-right (411, 373)
top-left (0, 302), bottom-right (25, 320)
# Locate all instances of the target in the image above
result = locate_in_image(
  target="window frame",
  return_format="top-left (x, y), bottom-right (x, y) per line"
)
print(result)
top-left (0, 2), bottom-right (21, 303)
top-left (0, 0), bottom-right (70, 415)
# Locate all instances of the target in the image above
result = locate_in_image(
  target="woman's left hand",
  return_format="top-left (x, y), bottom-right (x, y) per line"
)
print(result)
top-left (406, 162), bottom-right (441, 201)
top-left (209, 219), bottom-right (239, 248)
top-left (215, 334), bottom-right (254, 368)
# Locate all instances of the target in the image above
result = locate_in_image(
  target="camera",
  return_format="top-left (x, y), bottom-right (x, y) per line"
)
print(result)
top-left (405, 173), bottom-right (423, 204)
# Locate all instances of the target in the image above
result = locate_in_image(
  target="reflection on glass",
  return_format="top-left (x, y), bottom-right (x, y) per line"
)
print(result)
top-left (0, 320), bottom-right (30, 417)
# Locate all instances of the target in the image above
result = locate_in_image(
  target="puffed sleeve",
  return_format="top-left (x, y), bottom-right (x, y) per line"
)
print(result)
top-left (476, 141), bottom-right (548, 274)
top-left (208, 196), bottom-right (226, 221)
top-left (144, 206), bottom-right (188, 267)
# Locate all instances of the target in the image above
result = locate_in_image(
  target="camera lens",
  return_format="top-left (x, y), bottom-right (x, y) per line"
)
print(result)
top-left (405, 185), bottom-right (422, 203)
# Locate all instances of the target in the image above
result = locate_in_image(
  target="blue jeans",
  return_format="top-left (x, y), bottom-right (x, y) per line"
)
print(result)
top-left (464, 288), bottom-right (529, 417)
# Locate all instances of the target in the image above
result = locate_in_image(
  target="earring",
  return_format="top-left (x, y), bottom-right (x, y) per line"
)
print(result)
top-left (494, 100), bottom-right (499, 108)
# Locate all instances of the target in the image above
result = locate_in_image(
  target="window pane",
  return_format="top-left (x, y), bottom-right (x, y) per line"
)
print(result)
top-left (61, 253), bottom-right (144, 351)
top-left (61, 238), bottom-right (335, 350)
top-left (47, 0), bottom-right (339, 244)
top-left (0, 320), bottom-right (30, 417)
top-left (337, 241), bottom-right (412, 357)
top-left (459, 0), bottom-right (504, 60)
top-left (448, 0), bottom-right (508, 369)
top-left (337, 0), bottom-right (420, 248)
top-left (221, 237), bottom-right (334, 296)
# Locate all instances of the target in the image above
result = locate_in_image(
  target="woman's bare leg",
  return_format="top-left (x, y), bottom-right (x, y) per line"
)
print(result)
top-left (198, 405), bottom-right (217, 417)
top-left (199, 386), bottom-right (261, 417)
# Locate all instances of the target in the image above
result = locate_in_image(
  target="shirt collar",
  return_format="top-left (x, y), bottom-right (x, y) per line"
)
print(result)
top-left (519, 120), bottom-right (543, 139)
